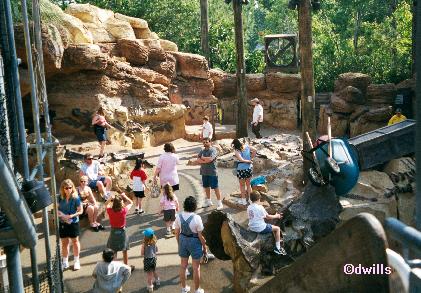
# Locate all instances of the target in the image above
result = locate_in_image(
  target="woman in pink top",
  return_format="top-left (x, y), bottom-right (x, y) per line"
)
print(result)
top-left (154, 143), bottom-right (180, 191)
top-left (159, 184), bottom-right (179, 236)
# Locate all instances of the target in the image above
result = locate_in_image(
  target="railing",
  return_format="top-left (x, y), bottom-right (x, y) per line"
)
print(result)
top-left (385, 218), bottom-right (421, 292)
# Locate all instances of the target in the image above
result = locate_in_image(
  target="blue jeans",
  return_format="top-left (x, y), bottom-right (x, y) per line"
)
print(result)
top-left (178, 235), bottom-right (203, 260)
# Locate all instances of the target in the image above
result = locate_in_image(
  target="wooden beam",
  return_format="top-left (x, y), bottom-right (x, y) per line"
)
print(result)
top-left (200, 0), bottom-right (211, 67)
top-left (298, 0), bottom-right (316, 182)
top-left (233, 0), bottom-right (248, 138)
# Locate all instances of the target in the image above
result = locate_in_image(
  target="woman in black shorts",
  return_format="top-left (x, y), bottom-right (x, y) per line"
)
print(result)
top-left (92, 107), bottom-right (111, 159)
top-left (58, 179), bottom-right (83, 270)
top-left (232, 138), bottom-right (257, 206)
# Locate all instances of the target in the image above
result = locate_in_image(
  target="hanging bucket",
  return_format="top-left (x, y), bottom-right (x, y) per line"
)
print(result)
top-left (21, 180), bottom-right (52, 213)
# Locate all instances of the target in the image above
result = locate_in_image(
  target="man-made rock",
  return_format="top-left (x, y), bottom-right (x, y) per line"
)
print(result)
top-left (61, 13), bottom-right (94, 44)
top-left (366, 83), bottom-right (396, 106)
top-left (66, 3), bottom-right (114, 24)
top-left (160, 40), bottom-right (178, 52)
top-left (62, 44), bottom-right (108, 72)
top-left (209, 69), bottom-right (237, 97)
top-left (246, 74), bottom-right (266, 91)
top-left (363, 106), bottom-right (391, 122)
top-left (334, 72), bottom-right (372, 96)
top-left (132, 67), bottom-right (170, 87)
top-left (349, 117), bottom-right (384, 137)
top-left (336, 86), bottom-right (365, 105)
top-left (117, 39), bottom-right (149, 66)
top-left (114, 13), bottom-right (148, 29)
top-left (133, 28), bottom-right (152, 39)
top-left (172, 52), bottom-right (210, 79)
top-left (105, 18), bottom-right (136, 41)
top-left (348, 171), bottom-right (395, 200)
top-left (265, 72), bottom-right (301, 93)
top-left (147, 53), bottom-right (176, 79)
top-left (330, 94), bottom-right (354, 114)
top-left (397, 193), bottom-right (415, 227)
top-left (182, 95), bottom-right (219, 125)
top-left (173, 78), bottom-right (214, 98)
top-left (318, 110), bottom-right (348, 136)
top-left (339, 197), bottom-right (397, 223)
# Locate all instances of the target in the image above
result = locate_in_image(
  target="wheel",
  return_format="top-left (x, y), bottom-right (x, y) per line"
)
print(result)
top-left (308, 168), bottom-right (323, 186)
top-left (325, 157), bottom-right (340, 174)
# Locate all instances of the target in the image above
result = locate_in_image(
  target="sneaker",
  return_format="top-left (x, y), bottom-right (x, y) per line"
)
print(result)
top-left (97, 224), bottom-right (105, 230)
top-left (216, 202), bottom-right (223, 210)
top-left (147, 285), bottom-right (154, 292)
top-left (62, 262), bottom-right (69, 270)
top-left (195, 289), bottom-right (204, 293)
top-left (138, 209), bottom-right (145, 214)
top-left (239, 198), bottom-right (247, 206)
top-left (134, 208), bottom-right (139, 215)
top-left (202, 199), bottom-right (213, 208)
top-left (273, 247), bottom-right (287, 255)
top-left (166, 230), bottom-right (173, 237)
top-left (73, 261), bottom-right (81, 270)
top-left (130, 265), bottom-right (135, 272)
top-left (181, 285), bottom-right (191, 293)
top-left (154, 278), bottom-right (161, 286)
top-left (91, 225), bottom-right (99, 232)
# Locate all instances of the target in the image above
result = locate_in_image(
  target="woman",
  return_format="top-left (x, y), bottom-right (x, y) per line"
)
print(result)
top-left (77, 175), bottom-right (103, 232)
top-left (174, 196), bottom-right (207, 293)
top-left (153, 143), bottom-right (180, 191)
top-left (92, 107), bottom-right (111, 159)
top-left (58, 179), bottom-right (83, 270)
top-left (232, 138), bottom-right (257, 206)
top-left (105, 190), bottom-right (134, 269)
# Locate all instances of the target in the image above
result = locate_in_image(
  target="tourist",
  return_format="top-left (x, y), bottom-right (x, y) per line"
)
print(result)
top-left (80, 153), bottom-right (112, 200)
top-left (92, 107), bottom-right (111, 159)
top-left (193, 137), bottom-right (223, 210)
top-left (232, 138), bottom-right (257, 206)
top-left (199, 116), bottom-right (213, 140)
top-left (247, 191), bottom-right (286, 255)
top-left (159, 183), bottom-right (179, 237)
top-left (154, 143), bottom-right (180, 192)
top-left (130, 158), bottom-right (148, 215)
top-left (388, 108), bottom-right (407, 125)
top-left (77, 175), bottom-right (103, 232)
top-left (105, 191), bottom-right (134, 269)
top-left (174, 196), bottom-right (207, 293)
top-left (58, 179), bottom-right (83, 270)
top-left (92, 248), bottom-right (132, 293)
top-left (141, 228), bottom-right (160, 292)
top-left (250, 98), bottom-right (263, 139)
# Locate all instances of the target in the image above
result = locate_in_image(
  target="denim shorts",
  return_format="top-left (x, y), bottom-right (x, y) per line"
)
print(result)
top-left (178, 235), bottom-right (203, 260)
top-left (88, 177), bottom-right (106, 190)
top-left (259, 224), bottom-right (272, 234)
top-left (201, 175), bottom-right (218, 189)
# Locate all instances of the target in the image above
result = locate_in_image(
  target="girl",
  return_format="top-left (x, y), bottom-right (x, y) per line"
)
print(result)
top-left (77, 175), bottom-right (103, 232)
top-left (232, 138), bottom-right (257, 206)
top-left (58, 179), bottom-right (83, 270)
top-left (92, 107), bottom-right (111, 159)
top-left (105, 191), bottom-right (134, 269)
top-left (130, 158), bottom-right (148, 215)
top-left (141, 228), bottom-right (160, 292)
top-left (159, 183), bottom-right (179, 236)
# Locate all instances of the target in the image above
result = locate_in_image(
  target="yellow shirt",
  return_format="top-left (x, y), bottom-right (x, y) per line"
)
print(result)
top-left (388, 114), bottom-right (407, 126)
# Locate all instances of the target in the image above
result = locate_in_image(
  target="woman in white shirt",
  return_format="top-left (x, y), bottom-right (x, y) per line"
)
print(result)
top-left (154, 143), bottom-right (180, 191)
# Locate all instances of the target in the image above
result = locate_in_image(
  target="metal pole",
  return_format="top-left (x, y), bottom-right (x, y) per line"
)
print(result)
top-left (20, 0), bottom-right (53, 286)
top-left (200, 0), bottom-right (211, 67)
top-left (0, 55), bottom-right (12, 164)
top-left (4, 245), bottom-right (24, 293)
top-left (415, 0), bottom-right (421, 230)
top-left (31, 0), bottom-right (63, 290)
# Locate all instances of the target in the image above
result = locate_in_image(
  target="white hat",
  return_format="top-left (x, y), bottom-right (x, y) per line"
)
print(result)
top-left (250, 98), bottom-right (259, 103)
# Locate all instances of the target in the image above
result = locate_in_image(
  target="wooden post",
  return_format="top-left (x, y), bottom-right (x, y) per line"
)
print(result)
top-left (200, 0), bottom-right (211, 67)
top-left (233, 0), bottom-right (248, 138)
top-left (298, 0), bottom-right (316, 183)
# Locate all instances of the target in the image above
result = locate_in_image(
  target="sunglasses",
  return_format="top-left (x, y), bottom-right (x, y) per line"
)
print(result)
top-left (80, 181), bottom-right (87, 183)
top-left (86, 158), bottom-right (93, 160)
top-left (64, 187), bottom-right (72, 190)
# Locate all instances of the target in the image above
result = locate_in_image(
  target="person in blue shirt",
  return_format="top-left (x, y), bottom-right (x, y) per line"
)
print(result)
top-left (58, 179), bottom-right (83, 270)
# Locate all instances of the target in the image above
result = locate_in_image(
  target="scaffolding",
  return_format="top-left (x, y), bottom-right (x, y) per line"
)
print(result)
top-left (0, 0), bottom-right (63, 292)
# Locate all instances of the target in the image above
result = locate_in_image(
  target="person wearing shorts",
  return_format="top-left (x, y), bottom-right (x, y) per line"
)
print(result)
top-left (58, 179), bottom-right (83, 271)
top-left (193, 138), bottom-right (223, 210)
top-left (159, 184), bottom-right (179, 236)
top-left (174, 196), bottom-right (207, 293)
top-left (130, 158), bottom-right (148, 214)
top-left (80, 153), bottom-right (112, 200)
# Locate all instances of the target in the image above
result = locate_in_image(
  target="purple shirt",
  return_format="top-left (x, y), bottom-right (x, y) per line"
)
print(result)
top-left (157, 152), bottom-right (180, 186)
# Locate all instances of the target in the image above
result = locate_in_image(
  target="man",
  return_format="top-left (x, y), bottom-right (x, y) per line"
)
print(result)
top-left (80, 153), bottom-right (112, 200)
top-left (199, 116), bottom-right (213, 140)
top-left (251, 98), bottom-right (263, 139)
top-left (92, 249), bottom-right (132, 293)
top-left (193, 137), bottom-right (223, 210)
top-left (388, 108), bottom-right (407, 125)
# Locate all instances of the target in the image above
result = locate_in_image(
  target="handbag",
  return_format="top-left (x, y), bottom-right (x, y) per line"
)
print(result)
top-left (150, 182), bottom-right (161, 198)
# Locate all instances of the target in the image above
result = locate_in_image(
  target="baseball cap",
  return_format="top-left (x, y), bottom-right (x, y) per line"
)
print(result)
top-left (143, 228), bottom-right (154, 238)
top-left (251, 98), bottom-right (259, 103)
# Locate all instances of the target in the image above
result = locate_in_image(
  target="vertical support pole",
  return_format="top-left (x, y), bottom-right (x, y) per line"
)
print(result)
top-left (412, 0), bottom-right (417, 75)
top-left (200, 0), bottom-right (211, 67)
top-left (20, 0), bottom-right (53, 287)
top-left (0, 55), bottom-right (12, 164)
top-left (298, 0), bottom-right (316, 183)
top-left (233, 0), bottom-right (248, 138)
top-left (415, 0), bottom-right (421, 230)
top-left (4, 245), bottom-right (24, 293)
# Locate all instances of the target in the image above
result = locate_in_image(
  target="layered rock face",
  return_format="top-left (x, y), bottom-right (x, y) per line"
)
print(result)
top-left (210, 69), bottom-right (301, 130)
top-left (318, 72), bottom-right (416, 137)
top-left (15, 3), bottom-right (217, 146)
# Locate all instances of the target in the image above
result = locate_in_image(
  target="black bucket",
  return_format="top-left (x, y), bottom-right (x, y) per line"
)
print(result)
top-left (22, 180), bottom-right (52, 213)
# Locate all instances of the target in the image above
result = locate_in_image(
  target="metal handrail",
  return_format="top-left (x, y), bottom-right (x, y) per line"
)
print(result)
top-left (385, 218), bottom-right (421, 257)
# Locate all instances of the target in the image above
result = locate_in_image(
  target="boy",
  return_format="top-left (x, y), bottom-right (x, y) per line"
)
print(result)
top-left (247, 191), bottom-right (286, 255)
top-left (199, 116), bottom-right (213, 140)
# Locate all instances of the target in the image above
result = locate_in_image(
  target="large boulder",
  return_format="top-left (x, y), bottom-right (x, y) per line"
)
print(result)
top-left (132, 67), bottom-right (170, 86)
top-left (349, 117), bottom-right (385, 137)
top-left (318, 110), bottom-right (348, 137)
top-left (147, 53), bottom-right (176, 79)
top-left (336, 86), bottom-right (365, 105)
top-left (172, 78), bottom-right (214, 97)
top-left (182, 95), bottom-right (219, 125)
top-left (209, 69), bottom-right (236, 97)
top-left (61, 13), bottom-right (94, 44)
top-left (114, 13), bottom-right (148, 29)
top-left (117, 39), bottom-right (149, 66)
top-left (330, 94), bottom-right (354, 114)
top-left (65, 3), bottom-right (114, 24)
top-left (363, 106), bottom-right (392, 122)
top-left (105, 18), bottom-right (136, 41)
top-left (160, 40), bottom-right (178, 52)
top-left (348, 171), bottom-right (395, 200)
top-left (62, 44), bottom-right (108, 72)
top-left (246, 74), bottom-right (266, 91)
top-left (265, 72), bottom-right (301, 93)
top-left (171, 52), bottom-right (210, 79)
top-left (366, 83), bottom-right (397, 106)
top-left (134, 28), bottom-right (152, 39)
top-left (334, 72), bottom-right (372, 96)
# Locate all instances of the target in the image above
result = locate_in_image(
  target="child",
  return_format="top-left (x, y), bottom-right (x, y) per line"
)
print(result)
top-left (141, 228), bottom-right (160, 292)
top-left (159, 183), bottom-right (179, 236)
top-left (247, 191), bottom-right (286, 255)
top-left (130, 158), bottom-right (148, 214)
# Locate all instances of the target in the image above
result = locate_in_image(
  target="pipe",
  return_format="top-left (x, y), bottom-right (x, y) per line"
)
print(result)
top-left (385, 218), bottom-right (421, 256)
top-left (416, 0), bottom-right (421, 230)
top-left (4, 245), bottom-right (24, 293)
top-left (20, 0), bottom-right (53, 285)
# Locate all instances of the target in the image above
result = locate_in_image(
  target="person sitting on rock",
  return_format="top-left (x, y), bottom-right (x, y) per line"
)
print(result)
top-left (388, 108), bottom-right (407, 126)
top-left (80, 153), bottom-right (112, 200)
top-left (77, 175), bottom-right (103, 232)
top-left (247, 191), bottom-right (286, 255)
top-left (199, 116), bottom-right (213, 140)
